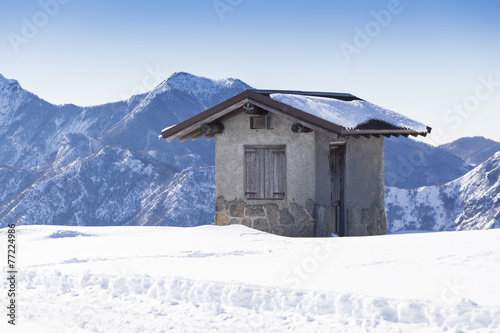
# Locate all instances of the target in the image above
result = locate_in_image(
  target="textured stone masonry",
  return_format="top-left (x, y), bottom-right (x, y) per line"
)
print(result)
top-left (214, 196), bottom-right (315, 237)
top-left (347, 204), bottom-right (387, 236)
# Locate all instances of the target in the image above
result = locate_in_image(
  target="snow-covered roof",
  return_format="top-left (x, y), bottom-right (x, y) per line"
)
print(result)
top-left (160, 90), bottom-right (431, 142)
top-left (270, 93), bottom-right (428, 133)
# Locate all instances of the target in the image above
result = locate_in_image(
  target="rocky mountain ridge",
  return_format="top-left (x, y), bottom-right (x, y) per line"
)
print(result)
top-left (386, 151), bottom-right (500, 232)
top-left (0, 72), bottom-right (498, 233)
top-left (439, 136), bottom-right (500, 166)
top-left (0, 72), bottom-right (245, 227)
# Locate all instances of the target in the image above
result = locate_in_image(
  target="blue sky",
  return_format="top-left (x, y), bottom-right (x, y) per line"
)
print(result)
top-left (1, 0), bottom-right (499, 144)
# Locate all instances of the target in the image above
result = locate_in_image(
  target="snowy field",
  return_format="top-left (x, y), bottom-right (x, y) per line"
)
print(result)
top-left (1, 225), bottom-right (500, 332)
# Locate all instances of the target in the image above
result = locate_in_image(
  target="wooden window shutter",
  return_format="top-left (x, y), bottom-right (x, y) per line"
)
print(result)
top-left (245, 148), bottom-right (258, 199)
top-left (244, 145), bottom-right (286, 200)
top-left (271, 148), bottom-right (286, 199)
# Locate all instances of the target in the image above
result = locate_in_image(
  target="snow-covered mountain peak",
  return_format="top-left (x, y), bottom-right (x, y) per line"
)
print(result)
top-left (140, 71), bottom-right (252, 109)
top-left (120, 71), bottom-right (252, 132)
top-left (386, 150), bottom-right (500, 232)
top-left (163, 71), bottom-right (249, 96)
top-left (0, 73), bottom-right (15, 83)
top-left (439, 136), bottom-right (500, 166)
top-left (481, 150), bottom-right (500, 169)
top-left (488, 150), bottom-right (500, 166)
top-left (0, 73), bottom-right (31, 122)
top-left (458, 150), bottom-right (500, 191)
top-left (0, 73), bottom-right (23, 94)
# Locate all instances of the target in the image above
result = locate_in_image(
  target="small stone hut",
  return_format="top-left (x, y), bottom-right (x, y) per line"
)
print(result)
top-left (161, 90), bottom-right (430, 237)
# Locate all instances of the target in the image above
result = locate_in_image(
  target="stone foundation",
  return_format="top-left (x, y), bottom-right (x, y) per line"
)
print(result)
top-left (214, 196), bottom-right (315, 237)
top-left (214, 196), bottom-right (386, 237)
top-left (347, 205), bottom-right (387, 236)
top-left (313, 203), bottom-right (339, 237)
top-left (315, 204), bottom-right (386, 236)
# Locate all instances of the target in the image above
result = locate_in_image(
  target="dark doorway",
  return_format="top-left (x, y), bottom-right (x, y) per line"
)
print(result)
top-left (329, 144), bottom-right (345, 236)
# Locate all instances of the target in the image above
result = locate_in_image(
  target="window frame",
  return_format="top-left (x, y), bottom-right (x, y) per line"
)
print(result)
top-left (249, 115), bottom-right (271, 130)
top-left (244, 145), bottom-right (286, 200)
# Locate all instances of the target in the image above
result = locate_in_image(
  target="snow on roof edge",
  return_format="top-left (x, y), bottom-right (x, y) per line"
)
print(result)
top-left (270, 93), bottom-right (429, 133)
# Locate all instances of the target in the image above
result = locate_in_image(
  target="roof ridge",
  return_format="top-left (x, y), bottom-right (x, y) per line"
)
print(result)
top-left (250, 89), bottom-right (362, 102)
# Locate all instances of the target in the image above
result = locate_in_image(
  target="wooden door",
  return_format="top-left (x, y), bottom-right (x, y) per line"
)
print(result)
top-left (330, 144), bottom-right (345, 236)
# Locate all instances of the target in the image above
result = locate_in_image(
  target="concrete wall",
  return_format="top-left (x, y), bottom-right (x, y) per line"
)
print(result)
top-left (215, 111), bottom-right (317, 236)
top-left (215, 111), bottom-right (315, 207)
top-left (214, 110), bottom-right (386, 237)
top-left (344, 136), bottom-right (386, 236)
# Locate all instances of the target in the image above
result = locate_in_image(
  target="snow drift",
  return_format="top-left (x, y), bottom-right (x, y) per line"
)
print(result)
top-left (1, 225), bottom-right (499, 332)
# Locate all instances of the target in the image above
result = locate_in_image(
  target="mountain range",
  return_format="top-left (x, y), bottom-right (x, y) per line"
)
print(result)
top-left (439, 136), bottom-right (500, 166)
top-left (0, 72), bottom-right (498, 233)
top-left (0, 72), bottom-right (247, 227)
top-left (384, 136), bottom-right (473, 188)
top-left (386, 151), bottom-right (500, 232)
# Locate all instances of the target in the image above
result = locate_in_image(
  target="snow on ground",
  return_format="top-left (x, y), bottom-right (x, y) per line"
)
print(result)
top-left (1, 225), bottom-right (500, 332)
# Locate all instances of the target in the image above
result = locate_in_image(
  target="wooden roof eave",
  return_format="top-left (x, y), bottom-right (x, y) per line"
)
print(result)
top-left (340, 129), bottom-right (430, 138)
top-left (161, 90), bottom-right (348, 142)
top-left (161, 96), bottom-right (251, 142)
top-left (160, 90), bottom-right (431, 142)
